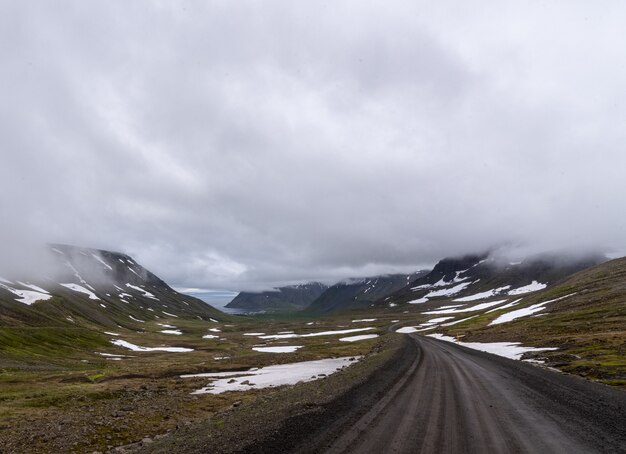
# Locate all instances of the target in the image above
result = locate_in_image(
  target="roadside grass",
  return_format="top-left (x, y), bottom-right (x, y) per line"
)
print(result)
top-left (0, 313), bottom-right (393, 452)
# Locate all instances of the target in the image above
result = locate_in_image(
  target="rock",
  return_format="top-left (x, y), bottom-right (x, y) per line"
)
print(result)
top-left (142, 437), bottom-right (153, 443)
top-left (232, 400), bottom-right (242, 408)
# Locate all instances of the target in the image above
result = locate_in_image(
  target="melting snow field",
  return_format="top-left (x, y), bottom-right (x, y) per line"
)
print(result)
top-left (427, 334), bottom-right (557, 360)
top-left (258, 327), bottom-right (374, 340)
top-left (423, 300), bottom-right (508, 315)
top-left (126, 283), bottom-right (159, 300)
top-left (160, 329), bottom-right (183, 335)
top-left (489, 294), bottom-right (576, 325)
top-left (339, 334), bottom-right (379, 342)
top-left (508, 281), bottom-right (547, 295)
top-left (252, 346), bottom-right (303, 353)
top-left (352, 318), bottom-right (377, 322)
top-left (60, 283), bottom-right (100, 300)
top-left (396, 326), bottom-right (419, 333)
top-left (0, 282), bottom-right (52, 305)
top-left (453, 286), bottom-right (511, 302)
top-left (183, 356), bottom-right (360, 394)
top-left (111, 339), bottom-right (193, 352)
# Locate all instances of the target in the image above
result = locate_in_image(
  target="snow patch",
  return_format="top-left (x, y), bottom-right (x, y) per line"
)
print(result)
top-left (427, 334), bottom-right (557, 360)
top-left (340, 334), bottom-right (379, 342)
top-left (0, 283), bottom-right (52, 305)
top-left (453, 286), bottom-right (511, 302)
top-left (252, 346), bottom-right (303, 353)
top-left (185, 356), bottom-right (359, 394)
top-left (507, 281), bottom-right (547, 295)
top-left (92, 254), bottom-right (113, 271)
top-left (489, 294), bottom-right (576, 325)
top-left (259, 327), bottom-right (374, 340)
top-left (60, 283), bottom-right (100, 300)
top-left (160, 329), bottom-right (183, 335)
top-left (126, 283), bottom-right (159, 300)
top-left (111, 339), bottom-right (193, 352)
top-left (423, 299), bottom-right (508, 315)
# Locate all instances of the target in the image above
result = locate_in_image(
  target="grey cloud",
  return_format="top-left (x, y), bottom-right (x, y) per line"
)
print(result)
top-left (1, 1), bottom-right (625, 291)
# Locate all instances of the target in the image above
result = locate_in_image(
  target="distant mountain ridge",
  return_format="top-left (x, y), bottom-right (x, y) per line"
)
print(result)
top-left (0, 244), bottom-right (226, 328)
top-left (226, 282), bottom-right (328, 312)
top-left (304, 271), bottom-right (428, 315)
top-left (384, 252), bottom-right (606, 307)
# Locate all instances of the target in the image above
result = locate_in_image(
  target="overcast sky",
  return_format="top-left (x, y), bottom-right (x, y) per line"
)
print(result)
top-left (1, 1), bottom-right (625, 291)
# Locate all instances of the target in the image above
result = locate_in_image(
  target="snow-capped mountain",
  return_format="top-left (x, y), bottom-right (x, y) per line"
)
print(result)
top-left (304, 271), bottom-right (428, 315)
top-left (0, 244), bottom-right (226, 328)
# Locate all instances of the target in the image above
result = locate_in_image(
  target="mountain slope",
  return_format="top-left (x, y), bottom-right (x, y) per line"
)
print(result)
top-left (384, 252), bottom-right (603, 308)
top-left (431, 256), bottom-right (626, 384)
top-left (0, 244), bottom-right (227, 329)
top-left (304, 271), bottom-right (428, 315)
top-left (226, 282), bottom-right (328, 312)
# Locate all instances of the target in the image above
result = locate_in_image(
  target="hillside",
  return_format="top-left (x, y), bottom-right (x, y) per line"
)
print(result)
top-left (383, 252), bottom-right (603, 308)
top-left (427, 256), bottom-right (626, 384)
top-left (304, 271), bottom-right (428, 315)
top-left (226, 282), bottom-right (328, 312)
top-left (0, 244), bottom-right (227, 329)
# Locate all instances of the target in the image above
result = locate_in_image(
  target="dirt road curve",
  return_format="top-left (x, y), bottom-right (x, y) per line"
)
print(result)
top-left (322, 335), bottom-right (626, 454)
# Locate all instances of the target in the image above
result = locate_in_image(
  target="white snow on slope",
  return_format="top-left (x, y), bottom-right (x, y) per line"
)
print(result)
top-left (202, 334), bottom-right (219, 339)
top-left (423, 300), bottom-right (508, 315)
top-left (126, 283), bottom-right (159, 300)
top-left (486, 298), bottom-right (523, 313)
top-left (441, 315), bottom-right (478, 326)
top-left (104, 332), bottom-right (120, 336)
top-left (352, 318), bottom-right (377, 322)
top-left (91, 254), bottom-right (113, 270)
top-left (507, 281), bottom-right (547, 295)
top-left (160, 329), bottom-right (183, 335)
top-left (396, 326), bottom-right (419, 333)
top-left (426, 281), bottom-right (475, 298)
top-left (427, 334), bottom-right (557, 360)
top-left (128, 267), bottom-right (142, 278)
top-left (185, 356), bottom-right (359, 394)
top-left (208, 328), bottom-right (221, 332)
top-left (410, 270), bottom-right (469, 291)
top-left (454, 286), bottom-right (511, 302)
top-left (340, 334), bottom-right (379, 342)
top-left (408, 297), bottom-right (429, 304)
top-left (17, 282), bottom-right (49, 293)
top-left (111, 339), bottom-right (193, 352)
top-left (129, 315), bottom-right (145, 323)
top-left (258, 327), bottom-right (374, 340)
top-left (60, 283), bottom-right (100, 300)
top-left (253, 346), bottom-right (303, 353)
top-left (489, 294), bottom-right (576, 325)
top-left (0, 283), bottom-right (52, 305)
top-left (243, 332), bottom-right (265, 336)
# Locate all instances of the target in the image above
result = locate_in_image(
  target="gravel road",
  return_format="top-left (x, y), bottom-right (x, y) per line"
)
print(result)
top-left (319, 334), bottom-right (626, 454)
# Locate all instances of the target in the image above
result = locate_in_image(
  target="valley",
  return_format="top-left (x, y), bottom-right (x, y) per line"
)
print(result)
top-left (1, 246), bottom-right (625, 453)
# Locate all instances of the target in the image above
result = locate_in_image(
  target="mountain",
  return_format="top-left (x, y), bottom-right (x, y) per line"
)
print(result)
top-left (400, 255), bottom-right (625, 385)
top-left (226, 282), bottom-right (328, 312)
top-left (383, 252), bottom-right (604, 307)
top-left (304, 271), bottom-right (428, 315)
top-left (0, 244), bottom-right (227, 328)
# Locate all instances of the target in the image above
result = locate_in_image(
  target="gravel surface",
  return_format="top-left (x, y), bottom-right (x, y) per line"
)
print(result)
top-left (318, 334), bottom-right (626, 454)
